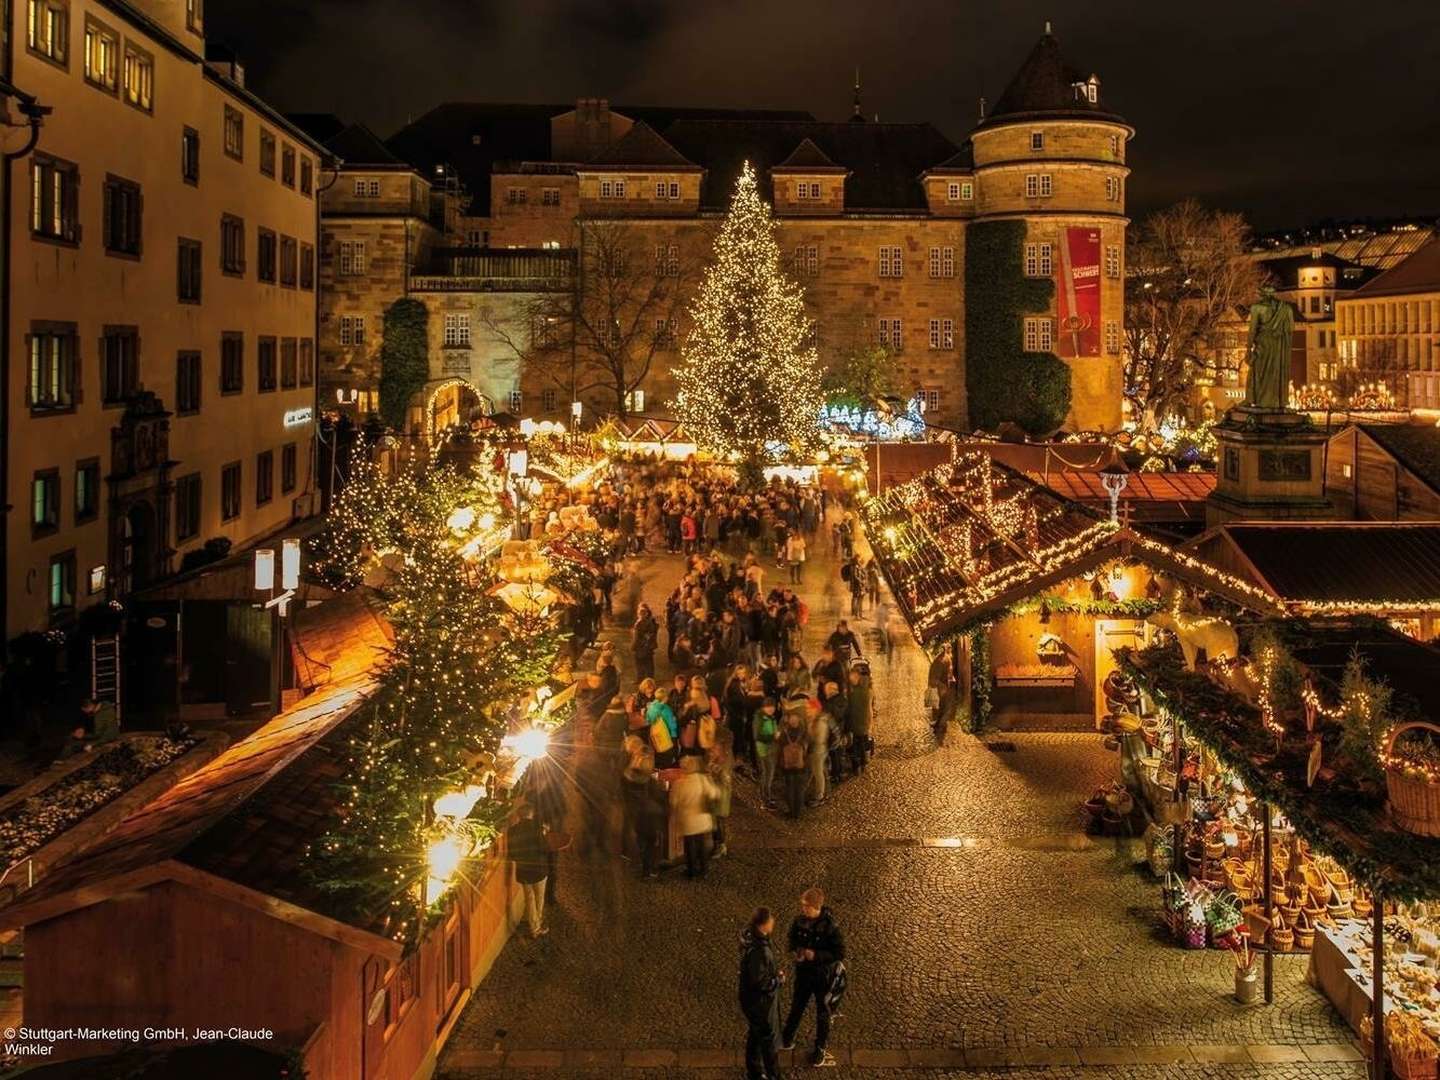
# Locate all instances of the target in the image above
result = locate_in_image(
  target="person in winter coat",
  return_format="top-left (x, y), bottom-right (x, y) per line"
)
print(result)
top-left (845, 668), bottom-right (873, 775)
top-left (752, 697), bottom-right (781, 807)
top-left (739, 908), bottom-right (785, 1080)
top-left (670, 756), bottom-right (719, 878)
top-left (506, 804), bottom-right (550, 938)
top-left (785, 531), bottom-right (806, 584)
top-left (632, 603), bottom-right (659, 681)
top-left (781, 888), bottom-right (846, 1067)
top-left (707, 745), bottom-right (733, 858)
top-left (776, 710), bottom-right (810, 819)
top-left (807, 699), bottom-right (830, 806)
top-left (646, 689), bottom-right (679, 770)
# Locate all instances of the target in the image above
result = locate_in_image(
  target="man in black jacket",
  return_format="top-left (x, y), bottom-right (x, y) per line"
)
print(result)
top-left (739, 908), bottom-right (784, 1080)
top-left (781, 888), bottom-right (845, 1067)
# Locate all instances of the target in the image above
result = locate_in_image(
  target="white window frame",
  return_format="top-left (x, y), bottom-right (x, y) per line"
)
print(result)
top-left (541, 188), bottom-right (560, 206)
top-left (1023, 316), bottom-right (1054, 352)
top-left (542, 388), bottom-right (558, 412)
top-left (878, 245), bottom-right (903, 278)
top-left (338, 240), bottom-right (367, 276)
top-left (928, 246), bottom-right (955, 278)
top-left (443, 312), bottom-right (471, 348)
top-left (961, 181), bottom-right (973, 200)
top-left (508, 390), bottom-right (523, 412)
top-left (925, 389), bottom-right (940, 411)
top-left (1024, 242), bottom-right (1053, 278)
top-left (614, 179), bottom-right (626, 198)
top-left (339, 315), bottom-right (365, 347)
top-left (1109, 134), bottom-right (1121, 157)
top-left (1025, 174), bottom-right (1053, 198)
top-left (1105, 245), bottom-right (1121, 279)
top-left (506, 187), bottom-right (527, 205)
top-left (625, 389), bottom-right (646, 412)
top-left (1104, 320), bottom-right (1121, 356)
top-left (1105, 177), bottom-right (1120, 201)
top-left (1030, 131), bottom-right (1045, 151)
top-left (877, 318), bottom-right (902, 350)
top-left (654, 244), bottom-right (679, 277)
top-left (946, 181), bottom-right (961, 202)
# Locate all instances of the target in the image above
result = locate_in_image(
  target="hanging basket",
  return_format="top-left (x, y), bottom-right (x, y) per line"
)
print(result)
top-left (1385, 722), bottom-right (1440, 837)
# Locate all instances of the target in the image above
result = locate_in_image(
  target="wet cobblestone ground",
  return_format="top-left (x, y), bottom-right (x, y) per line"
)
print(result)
top-left (439, 529), bottom-right (1361, 1078)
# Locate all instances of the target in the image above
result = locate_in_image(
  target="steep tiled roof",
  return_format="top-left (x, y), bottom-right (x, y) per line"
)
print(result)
top-left (1210, 523), bottom-right (1440, 604)
top-left (585, 120), bottom-right (700, 170)
top-left (386, 103), bottom-right (813, 214)
top-left (662, 119), bottom-right (959, 211)
top-left (772, 137), bottom-right (847, 173)
top-left (979, 32), bottom-right (1127, 130)
top-left (324, 122), bottom-right (411, 168)
top-left (1357, 423), bottom-right (1440, 497)
top-left (921, 145), bottom-right (975, 175)
top-left (1352, 239), bottom-right (1440, 298)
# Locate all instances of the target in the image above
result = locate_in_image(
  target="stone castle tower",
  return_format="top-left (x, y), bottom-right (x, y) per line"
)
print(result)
top-left (970, 30), bottom-right (1132, 431)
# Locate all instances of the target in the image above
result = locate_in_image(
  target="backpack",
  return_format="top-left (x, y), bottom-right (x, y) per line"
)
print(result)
top-left (780, 736), bottom-right (806, 771)
top-left (756, 714), bottom-right (777, 744)
top-left (825, 960), bottom-right (848, 1012)
top-left (650, 716), bottom-right (674, 753)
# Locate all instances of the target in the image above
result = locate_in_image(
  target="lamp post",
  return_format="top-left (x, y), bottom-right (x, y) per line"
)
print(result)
top-left (254, 537), bottom-right (301, 717)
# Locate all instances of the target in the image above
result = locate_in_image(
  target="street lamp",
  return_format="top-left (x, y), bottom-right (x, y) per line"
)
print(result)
top-left (254, 537), bottom-right (301, 716)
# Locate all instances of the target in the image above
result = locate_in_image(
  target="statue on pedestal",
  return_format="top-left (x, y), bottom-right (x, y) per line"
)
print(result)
top-left (1244, 286), bottom-right (1294, 411)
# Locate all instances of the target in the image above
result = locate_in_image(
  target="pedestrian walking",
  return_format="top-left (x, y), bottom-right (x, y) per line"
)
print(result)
top-left (785, 531), bottom-right (806, 584)
top-left (753, 697), bottom-right (780, 808)
top-left (776, 708), bottom-right (810, 819)
top-left (506, 804), bottom-right (550, 939)
top-left (739, 907), bottom-right (785, 1080)
top-left (632, 603), bottom-right (658, 682)
top-left (781, 888), bottom-right (845, 1068)
top-left (671, 756), bottom-right (719, 879)
top-left (845, 667), bottom-right (873, 775)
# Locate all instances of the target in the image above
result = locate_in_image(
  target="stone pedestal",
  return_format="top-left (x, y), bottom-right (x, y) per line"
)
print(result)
top-left (1206, 407), bottom-right (1332, 527)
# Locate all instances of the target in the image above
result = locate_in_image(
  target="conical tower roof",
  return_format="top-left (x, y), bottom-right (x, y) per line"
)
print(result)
top-left (978, 31), bottom-right (1128, 130)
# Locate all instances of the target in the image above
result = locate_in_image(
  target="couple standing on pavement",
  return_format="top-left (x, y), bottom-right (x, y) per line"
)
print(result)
top-left (739, 888), bottom-right (847, 1078)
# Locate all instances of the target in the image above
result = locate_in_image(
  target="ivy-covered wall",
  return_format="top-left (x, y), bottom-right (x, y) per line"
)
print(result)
top-left (964, 220), bottom-right (1072, 436)
top-left (378, 298), bottom-right (430, 431)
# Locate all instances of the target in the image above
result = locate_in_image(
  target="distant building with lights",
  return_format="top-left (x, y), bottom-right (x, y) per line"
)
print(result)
top-left (1334, 239), bottom-right (1440, 410)
top-left (297, 29), bottom-right (1132, 437)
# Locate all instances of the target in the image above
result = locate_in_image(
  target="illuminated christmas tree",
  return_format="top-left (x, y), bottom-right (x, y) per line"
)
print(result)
top-left (674, 162), bottom-right (824, 482)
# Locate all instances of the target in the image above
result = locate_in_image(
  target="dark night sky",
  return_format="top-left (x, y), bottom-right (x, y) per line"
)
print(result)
top-left (207, 0), bottom-right (1440, 232)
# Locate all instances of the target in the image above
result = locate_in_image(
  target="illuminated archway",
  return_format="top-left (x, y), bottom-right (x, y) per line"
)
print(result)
top-left (422, 378), bottom-right (492, 439)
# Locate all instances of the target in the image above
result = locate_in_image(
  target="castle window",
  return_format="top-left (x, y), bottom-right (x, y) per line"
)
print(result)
top-left (796, 181), bottom-right (822, 200)
top-left (1023, 316), bottom-right (1053, 352)
top-left (599, 179), bottom-right (626, 199)
top-left (1109, 134), bottom-right (1121, 157)
top-left (923, 389), bottom-right (940, 411)
top-left (928, 318), bottom-right (954, 350)
top-left (625, 389), bottom-right (646, 412)
top-left (542, 188), bottom-right (560, 205)
top-left (793, 244), bottom-right (818, 278)
top-left (1024, 242), bottom-right (1052, 278)
top-left (1030, 131), bottom-right (1044, 151)
top-left (1105, 176), bottom-right (1121, 202)
top-left (654, 244), bottom-right (679, 277)
top-left (928, 246), bottom-right (954, 278)
top-left (961, 181), bottom-right (973, 200)
top-left (352, 178), bottom-right (380, 197)
top-left (339, 315), bottom-right (365, 347)
top-left (506, 187), bottom-right (528, 205)
top-left (946, 182), bottom-right (961, 202)
top-left (1105, 320), bottom-right (1122, 356)
top-left (1105, 245), bottom-right (1121, 279)
top-left (877, 318), bottom-right (902, 350)
top-left (877, 245), bottom-right (903, 278)
top-left (443, 312), bottom-right (471, 348)
top-left (1025, 174), bottom-right (1052, 198)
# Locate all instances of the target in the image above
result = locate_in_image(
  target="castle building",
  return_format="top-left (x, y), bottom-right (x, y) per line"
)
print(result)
top-left (5, 0), bottom-right (324, 643)
top-left (305, 30), bottom-right (1131, 439)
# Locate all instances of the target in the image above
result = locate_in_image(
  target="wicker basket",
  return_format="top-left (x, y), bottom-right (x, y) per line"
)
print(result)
top-left (1386, 722), bottom-right (1440, 837)
top-left (1270, 926), bottom-right (1294, 953)
top-left (1391, 1050), bottom-right (1438, 1080)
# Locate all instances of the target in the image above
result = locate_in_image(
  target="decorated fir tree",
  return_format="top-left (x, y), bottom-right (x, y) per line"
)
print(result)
top-left (674, 162), bottom-right (824, 484)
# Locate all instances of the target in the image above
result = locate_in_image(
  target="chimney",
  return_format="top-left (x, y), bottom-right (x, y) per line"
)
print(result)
top-left (575, 97), bottom-right (614, 160)
top-left (204, 43), bottom-right (245, 87)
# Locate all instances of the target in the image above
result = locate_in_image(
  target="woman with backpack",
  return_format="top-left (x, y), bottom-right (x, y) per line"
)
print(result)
top-left (776, 708), bottom-right (811, 819)
top-left (646, 688), bottom-right (679, 770)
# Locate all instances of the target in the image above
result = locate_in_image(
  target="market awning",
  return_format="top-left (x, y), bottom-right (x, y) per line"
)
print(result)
top-left (1119, 622), bottom-right (1440, 901)
top-left (862, 455), bottom-right (1283, 649)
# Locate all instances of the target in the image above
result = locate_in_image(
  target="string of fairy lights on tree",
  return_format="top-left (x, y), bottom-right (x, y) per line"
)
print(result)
top-left (673, 162), bottom-right (825, 482)
top-left (306, 448), bottom-right (580, 945)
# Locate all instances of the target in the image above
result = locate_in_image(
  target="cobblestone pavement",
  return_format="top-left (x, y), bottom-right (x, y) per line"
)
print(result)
top-left (439, 522), bottom-right (1361, 1078)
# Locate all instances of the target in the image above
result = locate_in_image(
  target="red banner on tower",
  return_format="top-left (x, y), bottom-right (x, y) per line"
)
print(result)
top-left (1055, 227), bottom-right (1102, 358)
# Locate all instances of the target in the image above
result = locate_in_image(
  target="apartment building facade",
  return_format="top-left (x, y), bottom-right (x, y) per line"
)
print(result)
top-left (1335, 239), bottom-right (1440, 410)
top-left (7, 0), bottom-right (324, 641)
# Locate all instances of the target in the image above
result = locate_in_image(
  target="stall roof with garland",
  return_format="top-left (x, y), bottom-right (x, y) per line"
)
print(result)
top-left (1119, 622), bottom-right (1440, 900)
top-left (861, 455), bottom-right (1285, 648)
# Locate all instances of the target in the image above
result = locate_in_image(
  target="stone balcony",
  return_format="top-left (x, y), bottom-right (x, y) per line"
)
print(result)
top-left (410, 247), bottom-right (576, 293)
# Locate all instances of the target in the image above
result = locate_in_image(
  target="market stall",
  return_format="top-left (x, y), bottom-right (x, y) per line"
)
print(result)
top-left (1120, 620), bottom-right (1440, 1080)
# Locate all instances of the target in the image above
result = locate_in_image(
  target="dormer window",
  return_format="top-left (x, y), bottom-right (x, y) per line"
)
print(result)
top-left (1030, 131), bottom-right (1044, 151)
top-left (1073, 77), bottom-right (1099, 104)
top-left (796, 181), bottom-right (821, 200)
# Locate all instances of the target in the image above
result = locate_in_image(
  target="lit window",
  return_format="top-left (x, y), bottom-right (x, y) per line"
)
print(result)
top-left (122, 43), bottom-right (153, 111)
top-left (28, 325), bottom-right (77, 411)
top-left (961, 181), bottom-right (973, 200)
top-left (27, 0), bottom-right (68, 64)
top-left (625, 389), bottom-right (646, 412)
top-left (31, 156), bottom-right (79, 242)
top-left (83, 19), bottom-right (118, 91)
